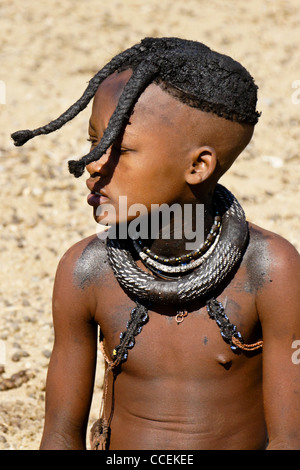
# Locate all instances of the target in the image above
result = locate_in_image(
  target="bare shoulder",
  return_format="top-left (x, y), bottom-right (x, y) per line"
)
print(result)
top-left (245, 222), bottom-right (300, 321)
top-left (56, 233), bottom-right (111, 291)
top-left (246, 222), bottom-right (300, 273)
top-left (240, 222), bottom-right (300, 297)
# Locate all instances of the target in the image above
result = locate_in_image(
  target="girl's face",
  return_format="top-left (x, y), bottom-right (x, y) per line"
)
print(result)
top-left (85, 70), bottom-right (197, 228)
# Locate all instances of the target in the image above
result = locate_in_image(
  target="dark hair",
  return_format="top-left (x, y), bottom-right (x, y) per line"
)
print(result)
top-left (11, 37), bottom-right (260, 178)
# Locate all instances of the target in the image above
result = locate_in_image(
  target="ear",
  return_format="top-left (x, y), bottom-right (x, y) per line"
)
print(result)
top-left (185, 146), bottom-right (217, 185)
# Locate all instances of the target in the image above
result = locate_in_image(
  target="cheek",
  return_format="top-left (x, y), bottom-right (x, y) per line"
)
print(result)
top-left (111, 148), bottom-right (187, 204)
top-left (148, 162), bottom-right (187, 200)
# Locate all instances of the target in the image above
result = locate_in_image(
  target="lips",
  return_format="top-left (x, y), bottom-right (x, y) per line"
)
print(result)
top-left (86, 177), bottom-right (110, 207)
top-left (87, 191), bottom-right (110, 207)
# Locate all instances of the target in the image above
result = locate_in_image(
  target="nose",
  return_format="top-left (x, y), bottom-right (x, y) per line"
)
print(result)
top-left (86, 150), bottom-right (110, 177)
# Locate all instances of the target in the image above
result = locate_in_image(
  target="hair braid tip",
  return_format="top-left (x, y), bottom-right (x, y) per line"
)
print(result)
top-left (11, 129), bottom-right (35, 146)
top-left (68, 159), bottom-right (86, 178)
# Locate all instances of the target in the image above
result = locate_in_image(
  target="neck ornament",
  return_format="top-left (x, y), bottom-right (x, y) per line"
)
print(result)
top-left (131, 208), bottom-right (222, 275)
top-left (106, 184), bottom-right (249, 305)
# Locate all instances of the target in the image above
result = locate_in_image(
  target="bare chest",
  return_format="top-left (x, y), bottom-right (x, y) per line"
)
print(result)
top-left (95, 266), bottom-right (262, 379)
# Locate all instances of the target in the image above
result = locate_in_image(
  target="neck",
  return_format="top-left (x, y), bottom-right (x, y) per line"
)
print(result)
top-left (139, 193), bottom-right (216, 258)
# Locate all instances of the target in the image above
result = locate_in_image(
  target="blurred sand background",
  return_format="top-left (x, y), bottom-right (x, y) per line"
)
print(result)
top-left (0, 0), bottom-right (299, 450)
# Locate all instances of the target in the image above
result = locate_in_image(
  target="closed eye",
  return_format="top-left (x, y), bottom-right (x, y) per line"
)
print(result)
top-left (87, 138), bottom-right (98, 144)
top-left (112, 144), bottom-right (129, 154)
top-left (87, 138), bottom-right (133, 154)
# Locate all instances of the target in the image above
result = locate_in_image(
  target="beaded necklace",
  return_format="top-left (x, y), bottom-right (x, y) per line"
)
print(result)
top-left (106, 185), bottom-right (248, 304)
top-left (131, 211), bottom-right (222, 275)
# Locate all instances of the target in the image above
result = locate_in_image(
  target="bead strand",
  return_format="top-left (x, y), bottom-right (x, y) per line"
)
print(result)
top-left (132, 210), bottom-right (222, 270)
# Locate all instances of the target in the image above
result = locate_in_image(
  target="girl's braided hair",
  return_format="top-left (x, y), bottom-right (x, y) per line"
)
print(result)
top-left (11, 37), bottom-right (260, 178)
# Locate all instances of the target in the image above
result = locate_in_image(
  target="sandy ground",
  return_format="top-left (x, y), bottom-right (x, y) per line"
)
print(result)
top-left (0, 0), bottom-right (299, 450)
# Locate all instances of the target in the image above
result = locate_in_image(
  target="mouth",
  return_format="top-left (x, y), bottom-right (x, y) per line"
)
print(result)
top-left (87, 190), bottom-right (110, 207)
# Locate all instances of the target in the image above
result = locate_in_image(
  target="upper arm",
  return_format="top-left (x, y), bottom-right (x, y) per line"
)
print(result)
top-left (40, 241), bottom-right (99, 450)
top-left (256, 235), bottom-right (300, 449)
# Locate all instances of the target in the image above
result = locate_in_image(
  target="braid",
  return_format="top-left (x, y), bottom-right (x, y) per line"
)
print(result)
top-left (11, 37), bottom-right (260, 177)
top-left (10, 43), bottom-right (144, 147)
top-left (68, 58), bottom-right (160, 177)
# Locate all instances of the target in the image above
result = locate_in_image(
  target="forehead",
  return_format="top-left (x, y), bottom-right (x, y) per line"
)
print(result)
top-left (91, 69), bottom-right (193, 133)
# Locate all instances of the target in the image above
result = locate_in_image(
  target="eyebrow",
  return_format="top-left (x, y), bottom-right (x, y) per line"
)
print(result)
top-left (123, 124), bottom-right (137, 139)
top-left (88, 119), bottom-right (137, 144)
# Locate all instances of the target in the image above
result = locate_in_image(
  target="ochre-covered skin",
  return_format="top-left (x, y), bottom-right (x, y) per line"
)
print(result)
top-left (40, 71), bottom-right (300, 450)
top-left (41, 223), bottom-right (300, 450)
